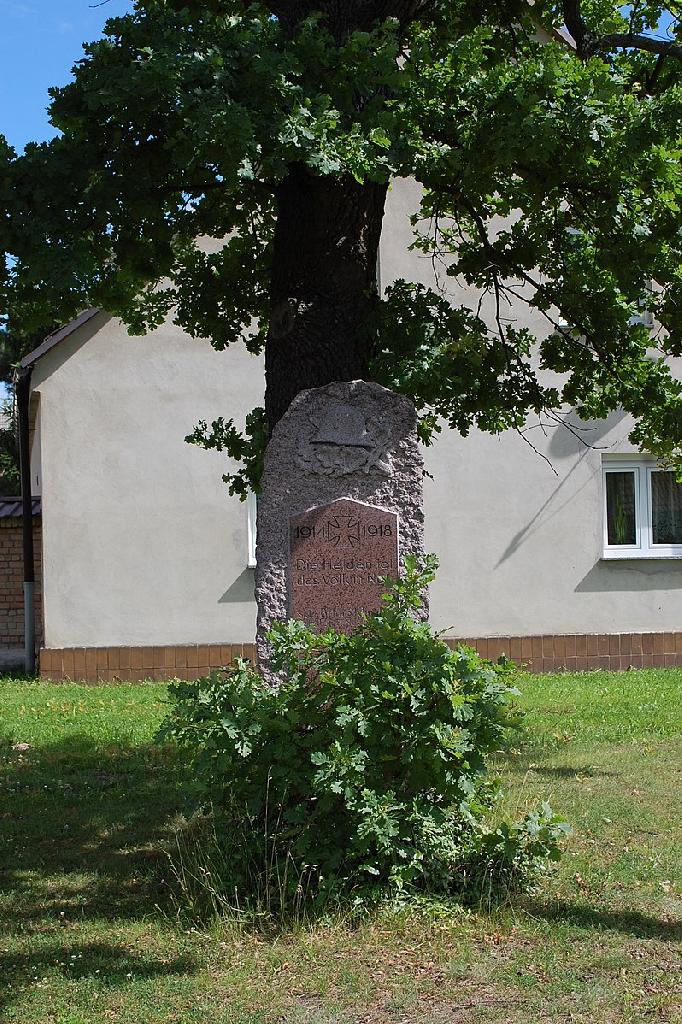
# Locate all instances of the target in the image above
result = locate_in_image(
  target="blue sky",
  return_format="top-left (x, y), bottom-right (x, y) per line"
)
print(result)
top-left (0, 0), bottom-right (133, 152)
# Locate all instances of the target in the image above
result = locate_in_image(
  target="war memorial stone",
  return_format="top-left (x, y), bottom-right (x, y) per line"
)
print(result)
top-left (255, 380), bottom-right (425, 670)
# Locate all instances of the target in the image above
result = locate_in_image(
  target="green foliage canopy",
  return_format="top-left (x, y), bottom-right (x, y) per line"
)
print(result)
top-left (2, 1), bottom-right (682, 489)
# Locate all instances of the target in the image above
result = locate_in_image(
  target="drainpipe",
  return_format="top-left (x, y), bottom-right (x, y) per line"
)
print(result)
top-left (16, 366), bottom-right (35, 676)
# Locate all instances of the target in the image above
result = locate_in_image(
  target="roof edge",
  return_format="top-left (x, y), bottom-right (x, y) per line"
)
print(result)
top-left (0, 496), bottom-right (41, 519)
top-left (19, 308), bottom-right (101, 370)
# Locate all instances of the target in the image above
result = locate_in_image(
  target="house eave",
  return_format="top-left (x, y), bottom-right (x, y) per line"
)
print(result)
top-left (19, 308), bottom-right (101, 370)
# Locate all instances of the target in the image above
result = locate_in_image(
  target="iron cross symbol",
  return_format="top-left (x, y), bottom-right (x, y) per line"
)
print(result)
top-left (325, 514), bottom-right (361, 548)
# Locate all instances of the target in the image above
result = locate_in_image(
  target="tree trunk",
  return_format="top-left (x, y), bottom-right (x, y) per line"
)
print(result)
top-left (264, 163), bottom-right (388, 430)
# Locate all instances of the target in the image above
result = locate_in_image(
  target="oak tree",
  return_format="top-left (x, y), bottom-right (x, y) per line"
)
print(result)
top-left (2, 0), bottom-right (682, 492)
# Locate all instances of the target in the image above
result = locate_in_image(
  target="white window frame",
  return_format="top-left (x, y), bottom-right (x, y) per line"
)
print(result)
top-left (602, 457), bottom-right (682, 559)
top-left (246, 491), bottom-right (257, 568)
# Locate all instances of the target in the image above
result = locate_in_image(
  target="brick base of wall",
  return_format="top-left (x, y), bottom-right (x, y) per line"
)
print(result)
top-left (38, 632), bottom-right (682, 682)
top-left (445, 633), bottom-right (682, 673)
top-left (39, 643), bottom-right (256, 682)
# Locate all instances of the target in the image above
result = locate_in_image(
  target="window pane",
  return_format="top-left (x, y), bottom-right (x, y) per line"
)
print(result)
top-left (651, 471), bottom-right (682, 545)
top-left (605, 472), bottom-right (636, 545)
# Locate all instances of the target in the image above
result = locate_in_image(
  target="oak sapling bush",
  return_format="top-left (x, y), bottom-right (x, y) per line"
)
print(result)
top-left (160, 556), bottom-right (568, 913)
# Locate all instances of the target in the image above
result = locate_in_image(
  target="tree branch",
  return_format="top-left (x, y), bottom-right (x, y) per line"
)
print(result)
top-left (561, 0), bottom-right (682, 61)
top-left (591, 32), bottom-right (682, 60)
top-left (562, 0), bottom-right (586, 51)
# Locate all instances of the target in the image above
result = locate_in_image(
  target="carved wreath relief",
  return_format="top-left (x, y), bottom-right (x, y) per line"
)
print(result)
top-left (295, 398), bottom-right (393, 476)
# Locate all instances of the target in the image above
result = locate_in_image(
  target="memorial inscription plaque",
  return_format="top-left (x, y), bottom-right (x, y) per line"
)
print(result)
top-left (289, 499), bottom-right (399, 633)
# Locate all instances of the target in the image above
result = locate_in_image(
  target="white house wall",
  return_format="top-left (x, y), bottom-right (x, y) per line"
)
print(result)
top-left (31, 178), bottom-right (681, 648)
top-left (32, 313), bottom-right (262, 648)
top-left (382, 178), bottom-right (682, 636)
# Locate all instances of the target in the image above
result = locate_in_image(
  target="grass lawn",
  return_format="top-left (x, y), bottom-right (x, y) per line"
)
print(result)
top-left (0, 669), bottom-right (680, 1023)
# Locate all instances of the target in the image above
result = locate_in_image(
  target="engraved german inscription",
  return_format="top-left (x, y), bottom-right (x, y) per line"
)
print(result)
top-left (289, 498), bottom-right (399, 633)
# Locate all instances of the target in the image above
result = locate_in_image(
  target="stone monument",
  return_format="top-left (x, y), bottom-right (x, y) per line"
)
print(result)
top-left (255, 380), bottom-right (425, 669)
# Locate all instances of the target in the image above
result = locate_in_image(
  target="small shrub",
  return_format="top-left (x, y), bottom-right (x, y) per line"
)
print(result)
top-left (159, 556), bottom-right (568, 915)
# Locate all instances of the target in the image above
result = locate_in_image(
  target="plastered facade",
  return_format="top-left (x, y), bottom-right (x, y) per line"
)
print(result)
top-left (30, 179), bottom-right (681, 649)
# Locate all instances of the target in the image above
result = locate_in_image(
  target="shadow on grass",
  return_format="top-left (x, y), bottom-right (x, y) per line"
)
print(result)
top-left (0, 733), bottom-right (186, 926)
top-left (0, 733), bottom-right (199, 1009)
top-left (0, 941), bottom-right (196, 1009)
top-left (529, 764), bottom-right (620, 779)
top-left (525, 898), bottom-right (682, 940)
